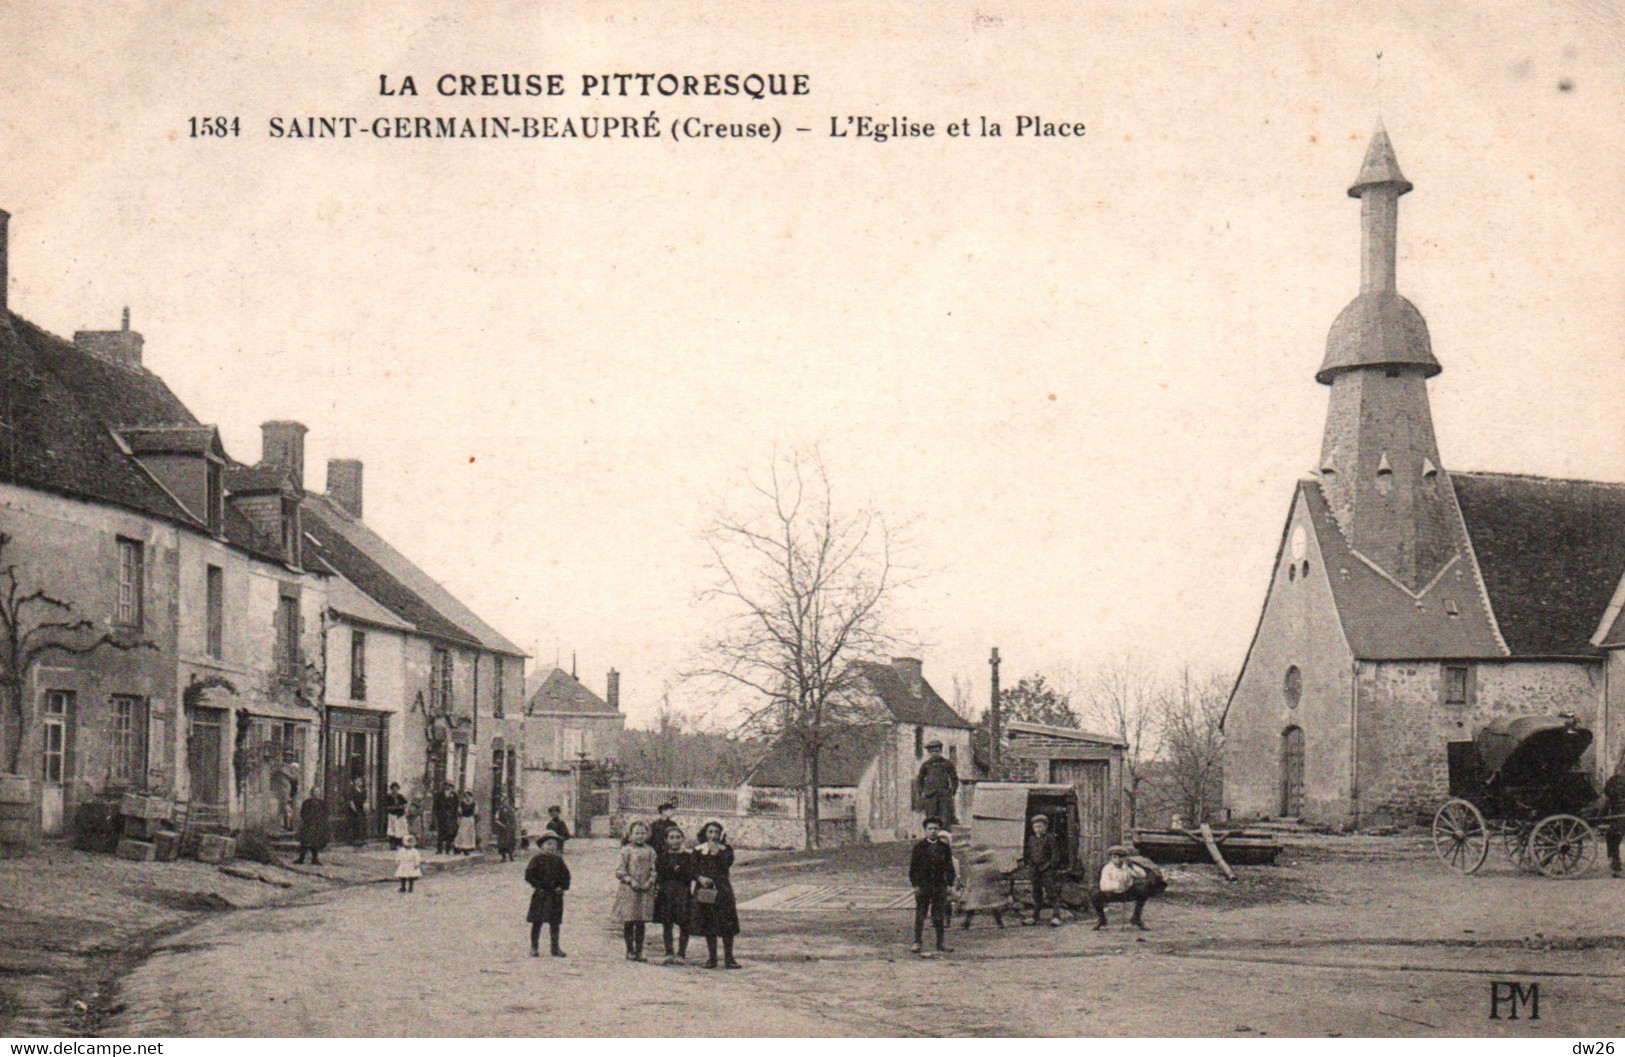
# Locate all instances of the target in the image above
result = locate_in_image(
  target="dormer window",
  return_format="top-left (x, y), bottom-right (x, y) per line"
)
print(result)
top-left (281, 497), bottom-right (301, 566)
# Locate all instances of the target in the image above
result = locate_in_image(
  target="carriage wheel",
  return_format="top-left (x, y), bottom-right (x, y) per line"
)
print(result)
top-left (1432, 799), bottom-right (1489, 874)
top-left (1502, 821), bottom-right (1535, 870)
top-left (1528, 814), bottom-right (1597, 879)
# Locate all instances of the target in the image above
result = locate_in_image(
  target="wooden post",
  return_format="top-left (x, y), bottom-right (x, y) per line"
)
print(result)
top-left (1197, 822), bottom-right (1237, 882)
top-left (989, 647), bottom-right (1002, 776)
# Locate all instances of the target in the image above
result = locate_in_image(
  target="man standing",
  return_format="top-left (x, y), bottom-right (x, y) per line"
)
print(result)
top-left (909, 817), bottom-right (956, 956)
top-left (433, 781), bottom-right (460, 856)
top-left (1023, 814), bottom-right (1061, 927)
top-left (1605, 756), bottom-right (1625, 879)
top-left (913, 739), bottom-right (960, 827)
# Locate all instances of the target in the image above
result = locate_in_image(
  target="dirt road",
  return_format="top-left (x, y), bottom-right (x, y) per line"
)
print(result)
top-left (107, 834), bottom-right (1625, 1037)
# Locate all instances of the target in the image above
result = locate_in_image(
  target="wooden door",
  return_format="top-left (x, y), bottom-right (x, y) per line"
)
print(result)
top-left (187, 707), bottom-right (225, 809)
top-left (1281, 726), bottom-right (1306, 817)
top-left (1052, 759), bottom-right (1110, 877)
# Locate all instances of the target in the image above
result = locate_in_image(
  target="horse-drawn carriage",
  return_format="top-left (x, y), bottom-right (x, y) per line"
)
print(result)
top-left (1431, 714), bottom-right (1619, 878)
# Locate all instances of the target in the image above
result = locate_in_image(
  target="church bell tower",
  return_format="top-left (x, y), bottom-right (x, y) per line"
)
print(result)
top-left (1316, 127), bottom-right (1459, 593)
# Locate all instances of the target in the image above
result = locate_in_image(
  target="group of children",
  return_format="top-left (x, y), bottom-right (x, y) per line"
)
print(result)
top-left (908, 813), bottom-right (1164, 956)
top-left (520, 802), bottom-right (744, 968)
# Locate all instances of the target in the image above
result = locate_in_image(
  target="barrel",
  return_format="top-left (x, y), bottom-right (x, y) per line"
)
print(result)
top-left (0, 774), bottom-right (37, 854)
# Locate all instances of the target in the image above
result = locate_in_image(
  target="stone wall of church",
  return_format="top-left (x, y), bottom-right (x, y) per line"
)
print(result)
top-left (1224, 488), bottom-right (1357, 824)
top-left (1355, 659), bottom-right (1603, 824)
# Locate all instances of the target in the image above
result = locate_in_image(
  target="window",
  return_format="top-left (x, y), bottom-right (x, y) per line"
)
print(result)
top-left (116, 538), bottom-right (144, 628)
top-left (280, 498), bottom-right (301, 566)
top-left (276, 593), bottom-right (300, 677)
top-left (1444, 665), bottom-right (1470, 706)
top-left (1283, 665), bottom-right (1302, 709)
top-left (205, 565), bottom-right (224, 660)
top-left (349, 630), bottom-right (367, 700)
top-left (431, 647), bottom-right (453, 712)
top-left (109, 695), bottom-right (147, 785)
top-left (914, 726), bottom-right (924, 760)
top-left (493, 656), bottom-right (505, 718)
top-left (206, 461), bottom-right (223, 535)
top-left (42, 691), bottom-right (72, 785)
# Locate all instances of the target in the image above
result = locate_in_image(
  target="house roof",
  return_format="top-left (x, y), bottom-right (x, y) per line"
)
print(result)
top-left (326, 571), bottom-right (417, 632)
top-left (305, 492), bottom-right (526, 657)
top-left (746, 723), bottom-right (890, 788)
top-left (302, 495), bottom-right (484, 649)
top-left (0, 313), bottom-right (200, 526)
top-left (1005, 719), bottom-right (1127, 748)
top-left (118, 425), bottom-right (222, 457)
top-left (852, 661), bottom-right (974, 729)
top-left (525, 668), bottom-right (618, 715)
top-left (1451, 472), bottom-right (1625, 657)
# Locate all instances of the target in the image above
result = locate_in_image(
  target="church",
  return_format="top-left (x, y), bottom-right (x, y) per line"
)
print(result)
top-left (1223, 128), bottom-right (1625, 828)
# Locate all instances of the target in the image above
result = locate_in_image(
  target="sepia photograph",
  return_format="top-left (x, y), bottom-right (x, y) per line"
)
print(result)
top-left (0, 0), bottom-right (1622, 1041)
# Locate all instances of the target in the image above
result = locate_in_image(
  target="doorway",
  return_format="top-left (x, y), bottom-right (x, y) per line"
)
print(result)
top-left (1281, 725), bottom-right (1306, 818)
top-left (40, 691), bottom-right (74, 836)
top-left (187, 706), bottom-right (227, 817)
top-left (1050, 758), bottom-right (1110, 877)
top-left (325, 708), bottom-right (387, 843)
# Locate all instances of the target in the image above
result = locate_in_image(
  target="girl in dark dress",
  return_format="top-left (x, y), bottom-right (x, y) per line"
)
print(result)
top-left (524, 832), bottom-right (571, 957)
top-left (653, 825), bottom-right (694, 964)
top-left (689, 820), bottom-right (741, 969)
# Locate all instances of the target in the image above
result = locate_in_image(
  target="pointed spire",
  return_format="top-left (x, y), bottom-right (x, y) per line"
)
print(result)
top-left (1348, 123), bottom-right (1413, 198)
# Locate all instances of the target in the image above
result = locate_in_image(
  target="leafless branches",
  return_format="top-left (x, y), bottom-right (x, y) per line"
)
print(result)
top-left (688, 452), bottom-right (909, 845)
top-left (0, 532), bottom-right (157, 772)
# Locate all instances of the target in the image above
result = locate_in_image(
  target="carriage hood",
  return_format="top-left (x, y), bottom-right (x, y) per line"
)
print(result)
top-left (1474, 715), bottom-right (1593, 785)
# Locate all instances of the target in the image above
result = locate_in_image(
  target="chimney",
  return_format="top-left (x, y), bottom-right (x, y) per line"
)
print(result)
top-left (0, 208), bottom-right (9, 314)
top-left (73, 307), bottom-right (145, 371)
top-left (326, 458), bottom-right (364, 518)
top-left (260, 421), bottom-right (308, 491)
top-left (606, 668), bottom-right (620, 712)
top-left (892, 657), bottom-right (924, 698)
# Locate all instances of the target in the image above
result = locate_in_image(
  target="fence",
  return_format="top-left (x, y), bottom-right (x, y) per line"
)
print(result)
top-left (621, 784), bottom-right (740, 816)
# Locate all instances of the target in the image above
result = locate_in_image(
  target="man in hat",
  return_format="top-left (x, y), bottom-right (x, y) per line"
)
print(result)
top-left (1022, 813), bottom-right (1061, 926)
top-left (908, 817), bottom-right (956, 955)
top-left (914, 739), bottom-right (960, 827)
top-left (1091, 844), bottom-right (1162, 930)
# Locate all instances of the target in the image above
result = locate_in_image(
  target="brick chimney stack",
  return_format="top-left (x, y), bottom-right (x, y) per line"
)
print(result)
top-left (326, 458), bottom-right (363, 518)
top-left (607, 668), bottom-right (621, 712)
top-left (260, 421), bottom-right (308, 492)
top-left (74, 307), bottom-right (145, 371)
top-left (892, 657), bottom-right (924, 698)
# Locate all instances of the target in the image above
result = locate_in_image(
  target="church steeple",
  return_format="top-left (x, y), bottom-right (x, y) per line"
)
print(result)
top-left (1316, 126), bottom-right (1458, 593)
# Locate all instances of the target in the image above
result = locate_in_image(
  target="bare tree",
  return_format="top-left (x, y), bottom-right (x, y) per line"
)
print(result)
top-left (1077, 654), bottom-right (1163, 830)
top-left (691, 452), bottom-right (906, 848)
top-left (0, 532), bottom-right (158, 774)
top-left (1158, 667), bottom-right (1229, 825)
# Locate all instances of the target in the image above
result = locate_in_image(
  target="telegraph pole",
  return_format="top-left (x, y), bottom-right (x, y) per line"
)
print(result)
top-left (989, 647), bottom-right (1002, 776)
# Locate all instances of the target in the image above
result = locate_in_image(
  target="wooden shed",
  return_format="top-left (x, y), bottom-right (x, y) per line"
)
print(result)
top-left (971, 721), bottom-right (1126, 880)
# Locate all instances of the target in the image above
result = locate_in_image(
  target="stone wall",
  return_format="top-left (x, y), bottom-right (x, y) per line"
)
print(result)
top-left (1356, 658), bottom-right (1603, 824)
top-left (1224, 487), bottom-right (1357, 824)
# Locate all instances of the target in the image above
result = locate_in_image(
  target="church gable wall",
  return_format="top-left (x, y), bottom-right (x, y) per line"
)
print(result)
top-left (1224, 488), bottom-right (1355, 823)
top-left (1356, 659), bottom-right (1602, 824)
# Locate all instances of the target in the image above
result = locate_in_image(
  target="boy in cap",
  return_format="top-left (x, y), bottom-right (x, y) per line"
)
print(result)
top-left (1022, 814), bottom-right (1061, 926)
top-left (909, 817), bottom-right (956, 955)
top-left (1092, 844), bottom-right (1160, 930)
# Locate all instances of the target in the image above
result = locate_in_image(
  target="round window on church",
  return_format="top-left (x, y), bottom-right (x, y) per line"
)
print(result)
top-left (1283, 666), bottom-right (1302, 709)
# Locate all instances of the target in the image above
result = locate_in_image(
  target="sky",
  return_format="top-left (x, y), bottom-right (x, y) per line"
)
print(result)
top-left (2, 1), bottom-right (1622, 728)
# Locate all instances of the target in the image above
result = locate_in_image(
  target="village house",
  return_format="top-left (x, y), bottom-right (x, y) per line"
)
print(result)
top-left (520, 666), bottom-right (624, 835)
top-left (0, 207), bottom-right (331, 837)
top-left (1223, 129), bottom-right (1625, 828)
top-left (304, 468), bottom-right (528, 845)
top-left (744, 657), bottom-right (974, 842)
top-left (0, 207), bottom-right (529, 846)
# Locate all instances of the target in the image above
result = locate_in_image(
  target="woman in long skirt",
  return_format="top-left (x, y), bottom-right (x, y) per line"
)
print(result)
top-left (613, 820), bottom-right (658, 960)
top-left (689, 820), bottom-right (741, 969)
top-left (652, 824), bottom-right (694, 964)
top-left (454, 791), bottom-right (479, 854)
